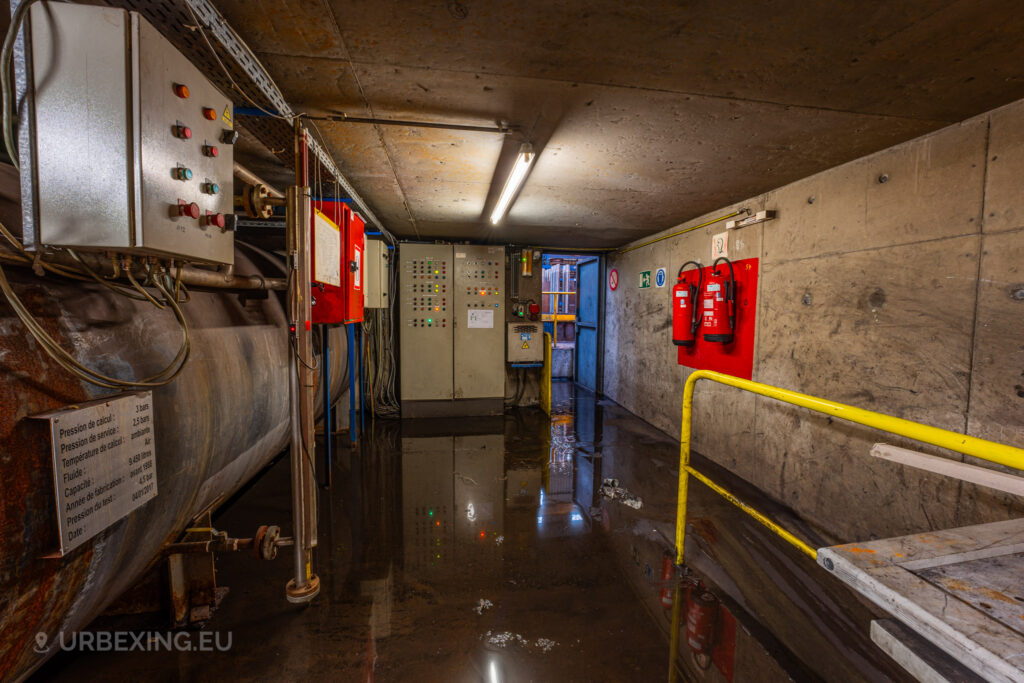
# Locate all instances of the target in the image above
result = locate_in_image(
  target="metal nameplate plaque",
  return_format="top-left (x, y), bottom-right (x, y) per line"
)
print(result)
top-left (33, 392), bottom-right (157, 555)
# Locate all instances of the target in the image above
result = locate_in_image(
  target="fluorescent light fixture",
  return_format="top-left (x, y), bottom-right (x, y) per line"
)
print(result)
top-left (490, 143), bottom-right (535, 225)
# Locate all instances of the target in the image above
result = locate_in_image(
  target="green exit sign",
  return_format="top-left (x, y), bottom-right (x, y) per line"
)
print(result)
top-left (639, 270), bottom-right (651, 288)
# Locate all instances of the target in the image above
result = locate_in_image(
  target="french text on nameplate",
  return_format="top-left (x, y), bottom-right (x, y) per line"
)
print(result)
top-left (33, 391), bottom-right (157, 555)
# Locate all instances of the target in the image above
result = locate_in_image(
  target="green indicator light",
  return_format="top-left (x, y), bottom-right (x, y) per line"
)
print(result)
top-left (428, 509), bottom-right (434, 517)
top-left (428, 318), bottom-right (433, 323)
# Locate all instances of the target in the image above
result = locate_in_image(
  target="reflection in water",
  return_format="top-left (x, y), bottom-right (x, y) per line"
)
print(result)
top-left (401, 434), bottom-right (505, 578)
top-left (34, 379), bottom-right (907, 682)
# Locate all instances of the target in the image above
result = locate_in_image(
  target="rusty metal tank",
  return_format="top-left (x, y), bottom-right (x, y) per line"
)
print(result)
top-left (0, 248), bottom-right (345, 681)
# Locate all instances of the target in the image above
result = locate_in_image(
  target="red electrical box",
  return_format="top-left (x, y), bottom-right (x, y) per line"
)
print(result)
top-left (345, 210), bottom-right (365, 323)
top-left (309, 200), bottom-right (365, 324)
top-left (310, 200), bottom-right (346, 324)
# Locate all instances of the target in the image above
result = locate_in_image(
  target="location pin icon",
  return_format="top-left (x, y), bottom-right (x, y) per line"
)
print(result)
top-left (34, 632), bottom-right (48, 652)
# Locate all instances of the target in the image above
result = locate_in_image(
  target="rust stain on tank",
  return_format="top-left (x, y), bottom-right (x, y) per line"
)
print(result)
top-left (0, 279), bottom-right (96, 679)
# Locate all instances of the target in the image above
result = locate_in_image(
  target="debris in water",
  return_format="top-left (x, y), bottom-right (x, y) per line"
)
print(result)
top-left (600, 478), bottom-right (643, 509)
top-left (483, 631), bottom-right (557, 652)
top-left (495, 535), bottom-right (504, 546)
top-left (535, 638), bottom-right (557, 653)
top-left (473, 599), bottom-right (493, 615)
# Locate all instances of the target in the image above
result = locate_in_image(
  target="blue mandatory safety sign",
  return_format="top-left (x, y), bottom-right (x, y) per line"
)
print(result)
top-left (655, 268), bottom-right (667, 288)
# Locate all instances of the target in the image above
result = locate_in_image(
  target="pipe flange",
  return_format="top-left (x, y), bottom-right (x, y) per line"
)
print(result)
top-left (242, 183), bottom-right (274, 219)
top-left (286, 575), bottom-right (320, 604)
top-left (257, 525), bottom-right (280, 561)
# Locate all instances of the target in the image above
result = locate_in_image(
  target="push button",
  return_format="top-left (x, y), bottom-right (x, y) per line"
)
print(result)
top-left (174, 124), bottom-right (192, 140)
top-left (204, 212), bottom-right (226, 229)
top-left (175, 200), bottom-right (200, 219)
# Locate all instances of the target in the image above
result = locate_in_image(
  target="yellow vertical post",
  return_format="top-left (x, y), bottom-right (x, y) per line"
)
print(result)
top-left (667, 583), bottom-right (683, 683)
top-left (675, 372), bottom-right (698, 565)
top-left (541, 332), bottom-right (552, 415)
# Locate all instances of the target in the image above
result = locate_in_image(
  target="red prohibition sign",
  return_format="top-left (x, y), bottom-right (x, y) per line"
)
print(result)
top-left (608, 268), bottom-right (619, 291)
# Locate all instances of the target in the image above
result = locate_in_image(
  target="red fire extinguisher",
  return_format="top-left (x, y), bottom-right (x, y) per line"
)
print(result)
top-left (686, 586), bottom-right (718, 669)
top-left (702, 257), bottom-right (737, 344)
top-left (659, 552), bottom-right (676, 609)
top-left (672, 262), bottom-right (703, 347)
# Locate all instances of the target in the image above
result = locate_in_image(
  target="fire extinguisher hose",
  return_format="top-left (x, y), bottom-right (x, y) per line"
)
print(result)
top-left (713, 256), bottom-right (736, 330)
top-left (678, 262), bottom-right (704, 334)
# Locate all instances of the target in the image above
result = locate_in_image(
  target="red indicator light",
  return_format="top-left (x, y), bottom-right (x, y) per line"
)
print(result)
top-left (173, 83), bottom-right (190, 99)
top-left (202, 107), bottom-right (217, 120)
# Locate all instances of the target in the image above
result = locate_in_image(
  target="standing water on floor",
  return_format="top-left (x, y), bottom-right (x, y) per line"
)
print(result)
top-left (33, 381), bottom-right (908, 682)
top-left (33, 383), bottom-right (666, 681)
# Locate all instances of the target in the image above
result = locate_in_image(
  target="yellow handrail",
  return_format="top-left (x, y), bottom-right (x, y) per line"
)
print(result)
top-left (675, 369), bottom-right (1024, 565)
top-left (668, 369), bottom-right (1024, 683)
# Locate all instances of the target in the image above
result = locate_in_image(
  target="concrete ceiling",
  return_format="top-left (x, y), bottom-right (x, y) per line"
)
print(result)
top-left (216, 0), bottom-right (1024, 247)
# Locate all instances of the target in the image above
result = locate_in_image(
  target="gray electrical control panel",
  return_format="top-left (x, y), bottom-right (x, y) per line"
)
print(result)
top-left (363, 238), bottom-right (390, 309)
top-left (507, 322), bottom-right (544, 363)
top-left (23, 2), bottom-right (234, 264)
top-left (399, 244), bottom-right (452, 401)
top-left (399, 243), bottom-right (506, 416)
top-left (454, 245), bottom-right (506, 399)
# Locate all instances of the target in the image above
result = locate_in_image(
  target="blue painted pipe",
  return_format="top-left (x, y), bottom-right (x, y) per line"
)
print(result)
top-left (358, 325), bottom-right (365, 433)
top-left (347, 323), bottom-right (358, 444)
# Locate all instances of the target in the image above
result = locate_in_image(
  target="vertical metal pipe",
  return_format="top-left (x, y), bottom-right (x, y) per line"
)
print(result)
top-left (347, 323), bottom-right (358, 445)
top-left (321, 327), bottom-right (332, 488)
top-left (285, 122), bottom-right (319, 603)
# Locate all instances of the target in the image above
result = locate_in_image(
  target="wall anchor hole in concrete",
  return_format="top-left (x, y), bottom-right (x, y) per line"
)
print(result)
top-left (868, 288), bottom-right (887, 308)
top-left (878, 174), bottom-right (889, 184)
top-left (1009, 284), bottom-right (1024, 301)
top-left (802, 292), bottom-right (813, 306)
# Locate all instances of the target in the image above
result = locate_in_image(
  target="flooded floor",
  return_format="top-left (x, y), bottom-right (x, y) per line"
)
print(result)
top-left (32, 382), bottom-right (909, 682)
top-left (33, 384), bottom-right (668, 682)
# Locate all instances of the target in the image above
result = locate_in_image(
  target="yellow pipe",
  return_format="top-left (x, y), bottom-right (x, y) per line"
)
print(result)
top-left (541, 332), bottom-right (553, 416)
top-left (617, 210), bottom-right (745, 255)
top-left (667, 583), bottom-right (683, 683)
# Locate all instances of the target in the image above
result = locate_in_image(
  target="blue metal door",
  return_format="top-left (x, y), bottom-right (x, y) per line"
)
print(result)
top-left (575, 258), bottom-right (599, 391)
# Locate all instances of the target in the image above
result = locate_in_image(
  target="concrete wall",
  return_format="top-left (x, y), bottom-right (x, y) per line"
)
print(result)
top-left (604, 98), bottom-right (1024, 542)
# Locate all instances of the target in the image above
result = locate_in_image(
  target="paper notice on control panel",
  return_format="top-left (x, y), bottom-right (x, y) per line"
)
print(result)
top-left (468, 309), bottom-right (494, 328)
top-left (34, 392), bottom-right (157, 556)
top-left (313, 211), bottom-right (341, 287)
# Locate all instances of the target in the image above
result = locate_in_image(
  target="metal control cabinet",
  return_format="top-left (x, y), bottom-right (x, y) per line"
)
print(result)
top-left (399, 244), bottom-right (506, 415)
top-left (363, 238), bottom-right (390, 309)
top-left (454, 245), bottom-right (505, 399)
top-left (507, 322), bottom-right (544, 362)
top-left (310, 201), bottom-right (345, 324)
top-left (399, 244), bottom-right (452, 401)
top-left (346, 212), bottom-right (365, 323)
top-left (24, 3), bottom-right (234, 264)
